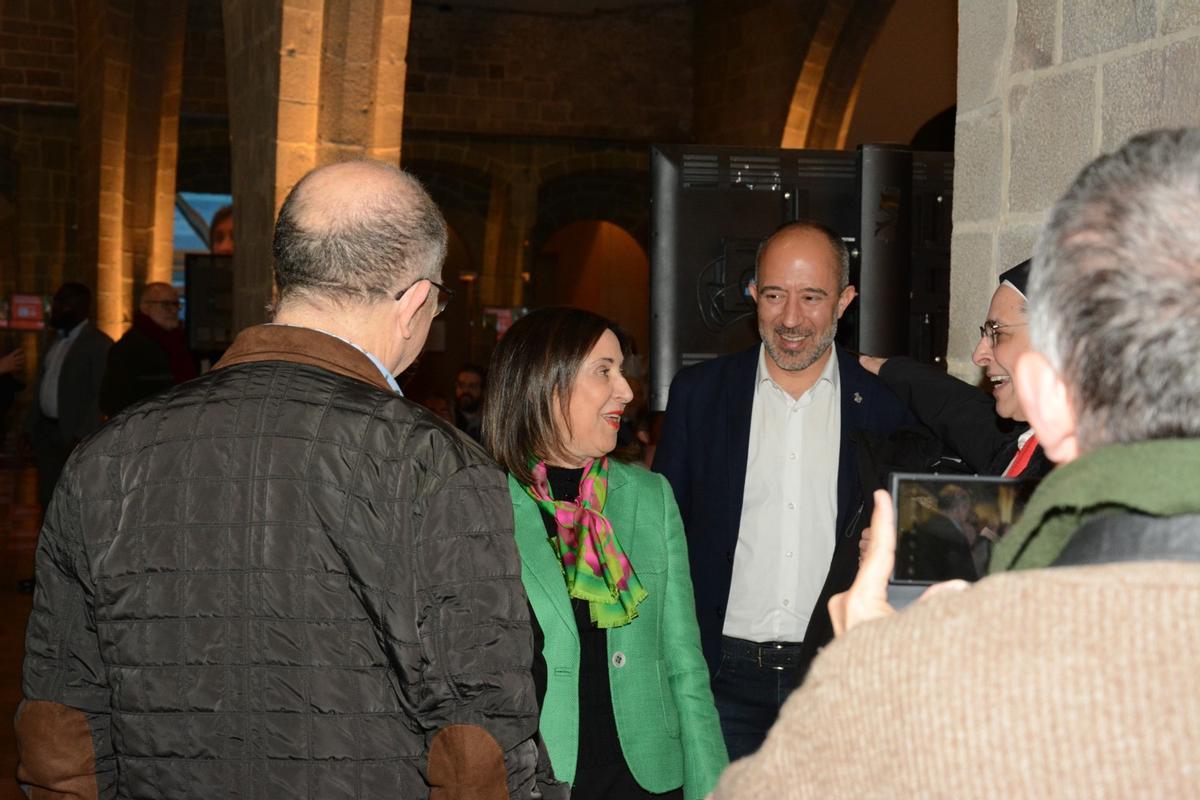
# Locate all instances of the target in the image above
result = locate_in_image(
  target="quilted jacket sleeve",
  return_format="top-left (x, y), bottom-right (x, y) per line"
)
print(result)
top-left (403, 459), bottom-right (564, 800)
top-left (17, 465), bottom-right (117, 800)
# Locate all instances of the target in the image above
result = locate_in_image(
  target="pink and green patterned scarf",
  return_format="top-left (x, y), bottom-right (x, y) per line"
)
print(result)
top-left (522, 457), bottom-right (648, 628)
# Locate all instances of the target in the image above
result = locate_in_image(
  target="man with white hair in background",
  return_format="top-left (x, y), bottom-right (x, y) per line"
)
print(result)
top-left (709, 128), bottom-right (1200, 797)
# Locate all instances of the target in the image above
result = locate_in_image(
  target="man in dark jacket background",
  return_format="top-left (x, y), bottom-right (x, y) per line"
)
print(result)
top-left (99, 282), bottom-right (197, 417)
top-left (18, 160), bottom-right (562, 799)
top-left (22, 282), bottom-right (113, 509)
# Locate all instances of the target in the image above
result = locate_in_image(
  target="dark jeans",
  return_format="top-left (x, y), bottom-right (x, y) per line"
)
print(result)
top-left (711, 636), bottom-right (812, 761)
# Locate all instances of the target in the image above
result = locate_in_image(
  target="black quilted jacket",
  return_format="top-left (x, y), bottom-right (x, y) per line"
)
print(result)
top-left (18, 326), bottom-right (556, 800)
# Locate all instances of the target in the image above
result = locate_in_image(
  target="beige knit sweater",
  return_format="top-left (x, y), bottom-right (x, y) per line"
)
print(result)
top-left (710, 562), bottom-right (1200, 799)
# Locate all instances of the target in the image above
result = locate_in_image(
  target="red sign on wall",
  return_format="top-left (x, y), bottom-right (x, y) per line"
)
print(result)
top-left (9, 294), bottom-right (46, 330)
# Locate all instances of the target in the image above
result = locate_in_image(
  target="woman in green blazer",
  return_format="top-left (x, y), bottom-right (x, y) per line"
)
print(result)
top-left (484, 308), bottom-right (728, 800)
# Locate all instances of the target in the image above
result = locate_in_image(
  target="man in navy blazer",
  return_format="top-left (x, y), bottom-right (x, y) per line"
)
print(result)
top-left (653, 221), bottom-right (911, 759)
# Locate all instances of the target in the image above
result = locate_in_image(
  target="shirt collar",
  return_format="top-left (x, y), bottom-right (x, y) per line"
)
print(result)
top-left (755, 343), bottom-right (840, 395)
top-left (267, 323), bottom-right (402, 395)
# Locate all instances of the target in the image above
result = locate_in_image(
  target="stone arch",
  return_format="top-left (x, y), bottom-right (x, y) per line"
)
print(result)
top-left (528, 167), bottom-right (649, 262)
top-left (402, 139), bottom-right (516, 186)
top-left (780, 0), bottom-right (896, 149)
top-left (535, 149), bottom-right (647, 186)
top-left (910, 105), bottom-right (956, 151)
top-left (531, 220), bottom-right (650, 355)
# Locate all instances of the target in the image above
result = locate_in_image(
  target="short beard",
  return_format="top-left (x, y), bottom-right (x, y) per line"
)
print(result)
top-left (456, 395), bottom-right (480, 414)
top-left (761, 317), bottom-right (837, 373)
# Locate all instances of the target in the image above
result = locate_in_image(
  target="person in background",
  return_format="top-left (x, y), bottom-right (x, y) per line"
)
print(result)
top-left (209, 204), bottom-right (234, 255)
top-left (907, 483), bottom-right (978, 582)
top-left (23, 282), bottom-right (112, 509)
top-left (99, 282), bottom-right (197, 417)
top-left (0, 344), bottom-right (25, 447)
top-left (419, 393), bottom-right (454, 424)
top-left (708, 127), bottom-right (1200, 799)
top-left (652, 220), bottom-right (912, 759)
top-left (453, 362), bottom-right (485, 441)
top-left (860, 259), bottom-right (1052, 479)
top-left (485, 307), bottom-right (728, 800)
top-left (17, 161), bottom-right (562, 799)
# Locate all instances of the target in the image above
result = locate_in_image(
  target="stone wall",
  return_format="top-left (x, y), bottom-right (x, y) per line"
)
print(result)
top-left (950, 0), bottom-right (1200, 376)
top-left (178, 0), bottom-right (231, 194)
top-left (404, 1), bottom-right (692, 140)
top-left (182, 0), bottom-right (228, 118)
top-left (0, 0), bottom-right (77, 106)
top-left (0, 0), bottom-right (80, 301)
top-left (0, 107), bottom-right (79, 298)
top-left (400, 131), bottom-right (649, 399)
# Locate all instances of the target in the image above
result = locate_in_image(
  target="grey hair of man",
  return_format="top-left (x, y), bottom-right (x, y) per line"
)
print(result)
top-left (1030, 127), bottom-right (1200, 451)
top-left (754, 219), bottom-right (851, 292)
top-left (272, 160), bottom-right (448, 306)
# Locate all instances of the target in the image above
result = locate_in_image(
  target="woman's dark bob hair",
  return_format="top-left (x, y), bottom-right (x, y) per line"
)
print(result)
top-left (484, 307), bottom-right (619, 485)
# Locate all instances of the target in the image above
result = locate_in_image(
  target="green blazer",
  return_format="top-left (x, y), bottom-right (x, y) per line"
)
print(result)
top-left (510, 460), bottom-right (728, 799)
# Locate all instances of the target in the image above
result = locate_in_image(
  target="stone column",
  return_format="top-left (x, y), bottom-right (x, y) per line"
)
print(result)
top-left (951, 0), bottom-right (1200, 378)
top-left (479, 177), bottom-right (511, 305)
top-left (222, 0), bottom-right (285, 331)
top-left (123, 1), bottom-right (188, 293)
top-left (490, 169), bottom-right (538, 309)
top-left (75, 0), bottom-right (188, 339)
top-left (222, 0), bottom-right (412, 333)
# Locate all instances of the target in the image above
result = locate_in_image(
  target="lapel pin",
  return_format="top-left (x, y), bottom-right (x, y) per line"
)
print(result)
top-left (853, 392), bottom-right (863, 404)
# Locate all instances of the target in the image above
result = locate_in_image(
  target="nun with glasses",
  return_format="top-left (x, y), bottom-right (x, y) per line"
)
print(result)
top-left (859, 259), bottom-right (1052, 480)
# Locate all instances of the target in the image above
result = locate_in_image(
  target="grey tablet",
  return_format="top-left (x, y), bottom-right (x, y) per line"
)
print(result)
top-left (887, 472), bottom-right (1041, 609)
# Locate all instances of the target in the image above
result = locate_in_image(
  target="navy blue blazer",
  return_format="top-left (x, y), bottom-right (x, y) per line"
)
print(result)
top-left (651, 344), bottom-right (913, 677)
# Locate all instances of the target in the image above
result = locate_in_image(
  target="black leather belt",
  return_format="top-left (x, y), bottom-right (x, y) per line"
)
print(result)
top-left (721, 636), bottom-right (805, 670)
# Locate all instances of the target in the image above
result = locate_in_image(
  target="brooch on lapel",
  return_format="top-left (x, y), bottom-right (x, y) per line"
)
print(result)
top-left (853, 392), bottom-right (863, 404)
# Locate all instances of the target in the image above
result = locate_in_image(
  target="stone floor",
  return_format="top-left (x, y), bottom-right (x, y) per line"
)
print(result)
top-left (0, 457), bottom-right (38, 799)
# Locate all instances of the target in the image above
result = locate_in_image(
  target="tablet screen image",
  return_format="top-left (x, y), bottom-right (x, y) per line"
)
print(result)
top-left (889, 472), bottom-right (1041, 585)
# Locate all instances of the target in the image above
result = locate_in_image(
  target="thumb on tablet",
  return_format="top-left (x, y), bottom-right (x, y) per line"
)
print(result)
top-left (829, 490), bottom-right (896, 637)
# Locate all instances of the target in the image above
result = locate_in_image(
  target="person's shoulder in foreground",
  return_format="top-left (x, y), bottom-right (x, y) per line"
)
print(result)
top-left (711, 561), bottom-right (1200, 799)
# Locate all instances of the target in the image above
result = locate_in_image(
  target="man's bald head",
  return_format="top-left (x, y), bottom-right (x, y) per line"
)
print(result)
top-left (755, 220), bottom-right (850, 292)
top-left (273, 160), bottom-right (447, 307)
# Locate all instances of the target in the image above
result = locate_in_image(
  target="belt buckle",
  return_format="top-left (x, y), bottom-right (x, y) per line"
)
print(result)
top-left (761, 642), bottom-right (788, 670)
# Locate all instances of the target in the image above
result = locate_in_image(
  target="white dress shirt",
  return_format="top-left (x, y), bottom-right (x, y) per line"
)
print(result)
top-left (723, 346), bottom-right (841, 643)
top-left (39, 319), bottom-right (87, 419)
